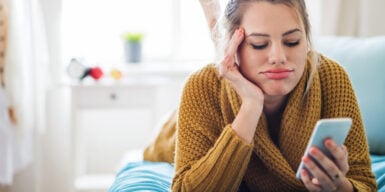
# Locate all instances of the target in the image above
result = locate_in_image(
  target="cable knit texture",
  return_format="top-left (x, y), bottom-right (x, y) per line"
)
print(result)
top-left (145, 55), bottom-right (376, 191)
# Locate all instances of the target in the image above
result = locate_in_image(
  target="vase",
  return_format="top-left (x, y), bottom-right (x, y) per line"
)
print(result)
top-left (124, 41), bottom-right (142, 63)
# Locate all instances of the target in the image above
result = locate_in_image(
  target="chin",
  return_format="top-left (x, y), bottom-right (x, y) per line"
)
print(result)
top-left (259, 80), bottom-right (297, 97)
top-left (262, 86), bottom-right (292, 97)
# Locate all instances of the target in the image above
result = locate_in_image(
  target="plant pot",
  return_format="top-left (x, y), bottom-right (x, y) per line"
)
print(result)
top-left (124, 41), bottom-right (142, 63)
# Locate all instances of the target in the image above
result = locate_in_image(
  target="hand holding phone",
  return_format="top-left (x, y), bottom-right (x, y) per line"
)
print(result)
top-left (296, 118), bottom-right (352, 179)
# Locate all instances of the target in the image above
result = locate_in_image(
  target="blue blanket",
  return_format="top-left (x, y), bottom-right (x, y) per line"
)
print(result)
top-left (110, 155), bottom-right (385, 191)
top-left (109, 161), bottom-right (174, 192)
top-left (371, 155), bottom-right (385, 192)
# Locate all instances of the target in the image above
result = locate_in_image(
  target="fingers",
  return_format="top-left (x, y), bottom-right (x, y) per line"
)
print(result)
top-left (219, 28), bottom-right (244, 78)
top-left (301, 141), bottom-right (351, 192)
top-left (325, 139), bottom-right (349, 174)
top-left (302, 155), bottom-right (338, 191)
top-left (225, 28), bottom-right (245, 61)
top-left (219, 55), bottom-right (237, 78)
top-left (300, 168), bottom-right (322, 192)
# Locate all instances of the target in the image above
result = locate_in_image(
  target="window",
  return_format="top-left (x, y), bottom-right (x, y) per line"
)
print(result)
top-left (62, 0), bottom-right (217, 66)
top-left (305, 0), bottom-right (321, 36)
top-left (62, 0), bottom-right (320, 67)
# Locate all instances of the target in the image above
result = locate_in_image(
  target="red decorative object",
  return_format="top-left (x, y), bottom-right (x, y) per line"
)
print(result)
top-left (89, 67), bottom-right (103, 80)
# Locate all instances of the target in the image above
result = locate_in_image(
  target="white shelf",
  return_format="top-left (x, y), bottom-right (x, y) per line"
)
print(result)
top-left (61, 61), bottom-right (205, 87)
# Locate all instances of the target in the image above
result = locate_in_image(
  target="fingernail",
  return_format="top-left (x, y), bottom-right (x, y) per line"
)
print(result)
top-left (312, 178), bottom-right (320, 185)
top-left (326, 140), bottom-right (336, 148)
top-left (301, 169), bottom-right (307, 177)
top-left (238, 28), bottom-right (243, 37)
top-left (310, 147), bottom-right (318, 155)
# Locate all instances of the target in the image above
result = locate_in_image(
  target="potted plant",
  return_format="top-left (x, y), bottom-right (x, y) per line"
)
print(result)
top-left (123, 32), bottom-right (143, 63)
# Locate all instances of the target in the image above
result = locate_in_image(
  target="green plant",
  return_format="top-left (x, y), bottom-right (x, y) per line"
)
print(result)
top-left (123, 32), bottom-right (143, 43)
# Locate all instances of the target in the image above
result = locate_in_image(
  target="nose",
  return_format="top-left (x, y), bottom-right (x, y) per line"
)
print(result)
top-left (268, 43), bottom-right (287, 65)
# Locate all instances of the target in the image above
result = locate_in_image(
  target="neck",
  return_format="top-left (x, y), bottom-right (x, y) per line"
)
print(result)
top-left (264, 95), bottom-right (288, 116)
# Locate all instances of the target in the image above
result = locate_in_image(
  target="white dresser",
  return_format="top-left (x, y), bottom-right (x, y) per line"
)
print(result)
top-left (69, 64), bottom-right (196, 192)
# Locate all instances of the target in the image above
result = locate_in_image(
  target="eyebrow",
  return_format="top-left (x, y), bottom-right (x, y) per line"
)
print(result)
top-left (247, 28), bottom-right (302, 37)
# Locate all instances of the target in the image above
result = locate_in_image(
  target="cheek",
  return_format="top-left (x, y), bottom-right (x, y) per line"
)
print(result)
top-left (297, 43), bottom-right (309, 59)
top-left (291, 50), bottom-right (308, 80)
top-left (238, 49), bottom-right (265, 83)
top-left (288, 45), bottom-right (308, 65)
top-left (238, 50), bottom-right (252, 72)
top-left (238, 47), bottom-right (265, 67)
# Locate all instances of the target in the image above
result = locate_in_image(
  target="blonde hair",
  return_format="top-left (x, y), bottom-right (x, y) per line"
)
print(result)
top-left (213, 0), bottom-right (319, 93)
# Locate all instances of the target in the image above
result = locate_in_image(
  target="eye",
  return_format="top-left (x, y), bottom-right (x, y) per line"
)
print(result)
top-left (250, 43), bottom-right (268, 50)
top-left (284, 40), bottom-right (300, 47)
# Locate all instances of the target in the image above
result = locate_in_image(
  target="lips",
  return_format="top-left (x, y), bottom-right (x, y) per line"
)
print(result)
top-left (261, 68), bottom-right (294, 80)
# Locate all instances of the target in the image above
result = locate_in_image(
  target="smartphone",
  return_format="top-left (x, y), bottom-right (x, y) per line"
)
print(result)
top-left (296, 118), bottom-right (352, 179)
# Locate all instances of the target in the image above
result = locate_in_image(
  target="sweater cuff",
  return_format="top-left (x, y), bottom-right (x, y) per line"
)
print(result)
top-left (185, 125), bottom-right (254, 191)
top-left (348, 178), bottom-right (376, 192)
top-left (225, 124), bottom-right (254, 148)
top-left (195, 124), bottom-right (254, 170)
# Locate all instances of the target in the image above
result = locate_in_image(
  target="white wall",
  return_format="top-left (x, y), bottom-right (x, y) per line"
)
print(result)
top-left (11, 87), bottom-right (72, 192)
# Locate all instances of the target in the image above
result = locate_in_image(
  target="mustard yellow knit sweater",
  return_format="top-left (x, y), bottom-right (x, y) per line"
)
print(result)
top-left (170, 55), bottom-right (376, 191)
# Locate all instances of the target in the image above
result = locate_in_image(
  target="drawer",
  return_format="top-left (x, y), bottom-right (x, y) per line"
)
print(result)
top-left (72, 86), bottom-right (155, 109)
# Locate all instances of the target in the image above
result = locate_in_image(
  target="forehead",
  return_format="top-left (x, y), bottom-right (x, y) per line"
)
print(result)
top-left (240, 2), bottom-right (303, 35)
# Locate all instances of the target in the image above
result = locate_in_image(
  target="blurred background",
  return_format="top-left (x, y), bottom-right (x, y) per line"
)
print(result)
top-left (0, 0), bottom-right (384, 192)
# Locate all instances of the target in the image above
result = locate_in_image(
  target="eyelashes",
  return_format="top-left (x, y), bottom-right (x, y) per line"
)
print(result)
top-left (250, 40), bottom-right (301, 50)
top-left (251, 44), bottom-right (268, 49)
top-left (285, 40), bottom-right (300, 47)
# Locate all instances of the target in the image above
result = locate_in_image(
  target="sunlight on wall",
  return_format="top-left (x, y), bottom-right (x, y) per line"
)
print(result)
top-left (62, 0), bottom-right (215, 66)
top-left (62, 0), bottom-right (321, 67)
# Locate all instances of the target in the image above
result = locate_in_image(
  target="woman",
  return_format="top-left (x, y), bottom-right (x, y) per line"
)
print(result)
top-left (171, 0), bottom-right (376, 191)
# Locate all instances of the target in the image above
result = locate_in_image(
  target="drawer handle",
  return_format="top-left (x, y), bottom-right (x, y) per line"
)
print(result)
top-left (110, 93), bottom-right (117, 100)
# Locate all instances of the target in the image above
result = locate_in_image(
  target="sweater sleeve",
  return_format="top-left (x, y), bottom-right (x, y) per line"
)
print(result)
top-left (318, 57), bottom-right (377, 191)
top-left (171, 66), bottom-right (253, 192)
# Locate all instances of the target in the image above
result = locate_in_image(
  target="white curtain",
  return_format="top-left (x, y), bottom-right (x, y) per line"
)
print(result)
top-left (2, 0), bottom-right (49, 185)
top-left (311, 0), bottom-right (385, 36)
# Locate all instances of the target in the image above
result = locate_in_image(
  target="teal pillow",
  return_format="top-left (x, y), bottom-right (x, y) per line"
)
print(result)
top-left (314, 36), bottom-right (385, 155)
